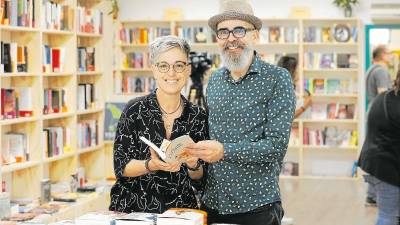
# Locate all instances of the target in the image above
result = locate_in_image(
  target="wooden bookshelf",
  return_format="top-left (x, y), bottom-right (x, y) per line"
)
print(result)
top-left (111, 18), bottom-right (364, 180)
top-left (0, 0), bottom-right (110, 222)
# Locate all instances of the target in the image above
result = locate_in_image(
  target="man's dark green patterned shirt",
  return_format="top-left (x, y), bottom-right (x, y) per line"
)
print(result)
top-left (203, 51), bottom-right (296, 214)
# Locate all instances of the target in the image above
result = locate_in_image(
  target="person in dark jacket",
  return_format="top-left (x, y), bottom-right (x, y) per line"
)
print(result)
top-left (358, 69), bottom-right (400, 225)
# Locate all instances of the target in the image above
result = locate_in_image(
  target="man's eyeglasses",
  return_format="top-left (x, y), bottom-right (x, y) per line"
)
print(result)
top-left (155, 61), bottom-right (190, 73)
top-left (216, 26), bottom-right (255, 40)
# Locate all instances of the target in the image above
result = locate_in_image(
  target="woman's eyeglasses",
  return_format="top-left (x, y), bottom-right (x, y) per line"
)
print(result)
top-left (155, 61), bottom-right (190, 73)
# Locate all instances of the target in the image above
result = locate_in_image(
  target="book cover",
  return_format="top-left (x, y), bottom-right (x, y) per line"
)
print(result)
top-left (321, 27), bottom-right (332, 43)
top-left (139, 135), bottom-right (194, 163)
top-left (40, 179), bottom-right (51, 204)
top-left (157, 208), bottom-right (206, 225)
top-left (114, 212), bottom-right (157, 225)
top-left (104, 102), bottom-right (126, 141)
top-left (281, 161), bottom-right (299, 176)
top-left (268, 26), bottom-right (281, 43)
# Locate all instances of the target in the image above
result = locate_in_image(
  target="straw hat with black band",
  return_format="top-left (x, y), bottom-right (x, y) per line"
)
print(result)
top-left (208, 0), bottom-right (262, 32)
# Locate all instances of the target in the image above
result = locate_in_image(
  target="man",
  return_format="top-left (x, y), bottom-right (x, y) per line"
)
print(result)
top-left (364, 45), bottom-right (393, 207)
top-left (366, 45), bottom-right (392, 107)
top-left (186, 1), bottom-right (296, 225)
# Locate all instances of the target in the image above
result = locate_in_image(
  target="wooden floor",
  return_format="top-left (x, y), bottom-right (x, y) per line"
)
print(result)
top-left (279, 178), bottom-right (377, 225)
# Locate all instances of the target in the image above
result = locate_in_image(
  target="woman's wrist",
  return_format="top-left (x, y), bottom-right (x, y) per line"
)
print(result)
top-left (145, 158), bottom-right (157, 174)
top-left (185, 161), bottom-right (201, 171)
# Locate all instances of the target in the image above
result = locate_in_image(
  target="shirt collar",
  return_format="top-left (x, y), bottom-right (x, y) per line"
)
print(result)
top-left (223, 51), bottom-right (261, 84)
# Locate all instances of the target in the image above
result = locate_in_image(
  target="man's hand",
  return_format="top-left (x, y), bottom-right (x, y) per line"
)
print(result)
top-left (149, 148), bottom-right (181, 172)
top-left (185, 140), bottom-right (224, 163)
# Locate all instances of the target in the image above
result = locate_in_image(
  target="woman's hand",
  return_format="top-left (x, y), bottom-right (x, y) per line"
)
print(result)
top-left (148, 148), bottom-right (181, 172)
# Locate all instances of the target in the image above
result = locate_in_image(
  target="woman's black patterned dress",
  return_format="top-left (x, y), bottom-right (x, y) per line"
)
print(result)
top-left (109, 92), bottom-right (208, 213)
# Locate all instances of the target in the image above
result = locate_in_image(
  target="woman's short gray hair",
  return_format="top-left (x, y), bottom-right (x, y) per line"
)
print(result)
top-left (149, 35), bottom-right (190, 64)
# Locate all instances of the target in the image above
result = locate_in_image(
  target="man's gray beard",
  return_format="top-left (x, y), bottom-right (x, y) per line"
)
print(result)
top-left (220, 46), bottom-right (253, 72)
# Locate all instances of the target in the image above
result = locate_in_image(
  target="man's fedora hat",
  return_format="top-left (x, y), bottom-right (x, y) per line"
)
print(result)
top-left (208, 0), bottom-right (262, 32)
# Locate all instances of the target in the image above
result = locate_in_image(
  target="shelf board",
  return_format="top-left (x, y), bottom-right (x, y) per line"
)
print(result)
top-left (1, 72), bottom-right (38, 77)
top-left (1, 161), bottom-right (40, 173)
top-left (77, 32), bottom-right (103, 38)
top-left (311, 93), bottom-right (358, 98)
top-left (116, 68), bottom-right (152, 73)
top-left (372, 17), bottom-right (400, 25)
top-left (104, 140), bottom-right (114, 145)
top-left (42, 112), bottom-right (75, 120)
top-left (303, 42), bottom-right (358, 47)
top-left (78, 143), bottom-right (104, 154)
top-left (303, 145), bottom-right (358, 151)
top-left (301, 119), bottom-right (358, 124)
top-left (119, 20), bottom-right (170, 25)
top-left (288, 145), bottom-right (301, 150)
top-left (0, 25), bottom-right (39, 32)
top-left (0, 116), bottom-right (38, 125)
top-left (303, 68), bottom-right (359, 73)
top-left (279, 175), bottom-right (300, 179)
top-left (119, 43), bottom-right (149, 48)
top-left (43, 152), bottom-right (75, 163)
top-left (77, 107), bottom-right (104, 115)
top-left (256, 43), bottom-right (299, 53)
top-left (77, 71), bottom-right (103, 76)
top-left (42, 29), bottom-right (75, 35)
top-left (301, 175), bottom-right (357, 181)
top-left (42, 72), bottom-right (74, 77)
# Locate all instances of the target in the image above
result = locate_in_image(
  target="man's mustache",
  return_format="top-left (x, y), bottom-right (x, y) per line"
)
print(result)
top-left (223, 41), bottom-right (246, 51)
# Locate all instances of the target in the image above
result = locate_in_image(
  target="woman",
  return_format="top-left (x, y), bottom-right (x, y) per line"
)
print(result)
top-left (358, 70), bottom-right (400, 225)
top-left (109, 35), bottom-right (208, 213)
top-left (277, 56), bottom-right (312, 118)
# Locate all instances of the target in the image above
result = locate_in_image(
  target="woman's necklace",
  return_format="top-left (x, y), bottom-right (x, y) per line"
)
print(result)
top-left (160, 98), bottom-right (182, 131)
top-left (159, 98), bottom-right (182, 115)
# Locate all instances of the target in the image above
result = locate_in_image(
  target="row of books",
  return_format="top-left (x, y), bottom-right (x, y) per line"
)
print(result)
top-left (77, 46), bottom-right (95, 72)
top-left (122, 51), bottom-right (150, 69)
top-left (304, 25), bottom-right (358, 43)
top-left (0, 0), bottom-right (35, 28)
top-left (1, 87), bottom-right (32, 119)
top-left (42, 46), bottom-right (65, 73)
top-left (119, 26), bottom-right (171, 45)
top-left (41, 0), bottom-right (74, 31)
top-left (77, 83), bottom-right (96, 111)
top-left (310, 103), bottom-right (356, 120)
top-left (304, 52), bottom-right (358, 70)
top-left (303, 127), bottom-right (358, 146)
top-left (304, 78), bottom-right (355, 94)
top-left (77, 119), bottom-right (98, 149)
top-left (1, 42), bottom-right (28, 73)
top-left (42, 126), bottom-right (71, 158)
top-left (260, 53), bottom-right (298, 65)
top-left (176, 26), bottom-right (216, 44)
top-left (76, 6), bottom-right (103, 34)
top-left (290, 125), bottom-right (358, 147)
top-left (259, 26), bottom-right (298, 43)
top-left (43, 88), bottom-right (67, 114)
top-left (115, 76), bottom-right (156, 95)
top-left (1, 132), bottom-right (28, 165)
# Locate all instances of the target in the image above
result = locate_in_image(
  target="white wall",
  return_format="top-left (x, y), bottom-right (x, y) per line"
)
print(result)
top-left (118, 0), bottom-right (373, 24)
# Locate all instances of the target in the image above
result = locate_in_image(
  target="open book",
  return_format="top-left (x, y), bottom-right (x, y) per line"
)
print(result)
top-left (139, 135), bottom-right (194, 163)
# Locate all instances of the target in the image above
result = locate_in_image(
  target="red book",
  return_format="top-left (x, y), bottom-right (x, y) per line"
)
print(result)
top-left (52, 48), bottom-right (60, 72)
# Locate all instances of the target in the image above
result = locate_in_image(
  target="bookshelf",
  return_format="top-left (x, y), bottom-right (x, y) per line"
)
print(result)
top-left (0, 0), bottom-right (110, 222)
top-left (111, 18), bottom-right (364, 180)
